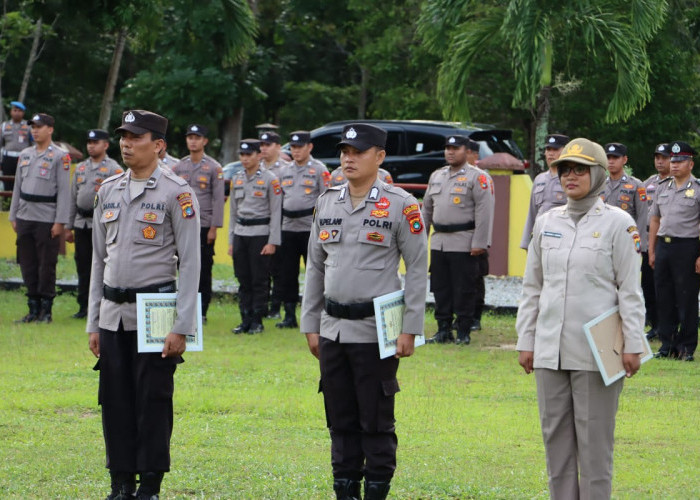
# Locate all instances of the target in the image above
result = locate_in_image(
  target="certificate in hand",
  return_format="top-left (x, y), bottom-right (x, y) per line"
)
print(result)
top-left (583, 306), bottom-right (653, 386)
top-left (136, 293), bottom-right (203, 353)
top-left (373, 290), bottom-right (425, 359)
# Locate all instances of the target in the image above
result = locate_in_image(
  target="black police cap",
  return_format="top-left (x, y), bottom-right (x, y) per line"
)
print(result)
top-left (239, 139), bottom-right (261, 153)
top-left (28, 113), bottom-right (55, 127)
top-left (654, 143), bottom-right (670, 157)
top-left (669, 141), bottom-right (697, 162)
top-left (468, 139), bottom-right (480, 152)
top-left (545, 134), bottom-right (569, 148)
top-left (289, 131), bottom-right (311, 146)
top-left (337, 123), bottom-right (387, 151)
top-left (444, 135), bottom-right (470, 147)
top-left (115, 110), bottom-right (168, 136)
top-left (604, 142), bottom-right (627, 157)
top-left (259, 131), bottom-right (281, 144)
top-left (87, 129), bottom-right (110, 141)
top-left (186, 124), bottom-right (208, 137)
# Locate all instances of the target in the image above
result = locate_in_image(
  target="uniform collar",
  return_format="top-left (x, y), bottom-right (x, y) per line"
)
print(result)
top-left (117, 166), bottom-right (161, 190)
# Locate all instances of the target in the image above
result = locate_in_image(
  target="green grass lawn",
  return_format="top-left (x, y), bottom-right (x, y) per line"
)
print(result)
top-left (0, 287), bottom-right (698, 499)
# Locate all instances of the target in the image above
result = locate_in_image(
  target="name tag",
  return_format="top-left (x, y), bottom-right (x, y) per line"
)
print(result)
top-left (543, 231), bottom-right (562, 238)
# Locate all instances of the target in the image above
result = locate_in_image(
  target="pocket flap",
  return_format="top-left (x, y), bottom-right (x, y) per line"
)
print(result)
top-left (100, 208), bottom-right (120, 223)
top-left (136, 209), bottom-right (166, 224)
top-left (381, 378), bottom-right (400, 397)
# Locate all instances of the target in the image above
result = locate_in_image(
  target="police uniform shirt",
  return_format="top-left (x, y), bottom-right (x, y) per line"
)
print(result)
top-left (640, 174), bottom-right (670, 251)
top-left (329, 166), bottom-right (393, 187)
top-left (279, 157), bottom-right (330, 231)
top-left (600, 174), bottom-right (647, 231)
top-left (516, 198), bottom-right (645, 370)
top-left (8, 143), bottom-right (71, 224)
top-left (300, 182), bottom-right (428, 342)
top-left (86, 168), bottom-right (201, 334)
top-left (261, 157), bottom-right (291, 179)
top-left (520, 170), bottom-right (566, 249)
top-left (172, 154), bottom-right (225, 228)
top-left (67, 156), bottom-right (123, 230)
top-left (650, 176), bottom-right (700, 238)
top-left (228, 168), bottom-right (282, 245)
top-left (422, 163), bottom-right (495, 252)
top-left (1, 120), bottom-right (31, 153)
top-left (158, 153), bottom-right (179, 172)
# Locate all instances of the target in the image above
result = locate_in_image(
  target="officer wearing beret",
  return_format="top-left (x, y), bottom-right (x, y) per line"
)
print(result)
top-left (329, 165), bottom-right (393, 187)
top-left (228, 139), bottom-right (282, 333)
top-left (422, 134), bottom-right (495, 344)
top-left (87, 110), bottom-right (201, 499)
top-left (520, 134), bottom-right (569, 249)
top-left (65, 129), bottom-right (122, 319)
top-left (172, 124), bottom-right (225, 323)
top-left (600, 142), bottom-right (647, 232)
top-left (301, 123), bottom-right (428, 500)
top-left (1, 101), bottom-right (32, 192)
top-left (641, 143), bottom-right (671, 340)
top-left (276, 131), bottom-right (330, 328)
top-left (9, 113), bottom-right (70, 323)
top-left (648, 140), bottom-right (699, 361)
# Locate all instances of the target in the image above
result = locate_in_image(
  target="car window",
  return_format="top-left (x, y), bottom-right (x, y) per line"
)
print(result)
top-left (311, 131), bottom-right (342, 159)
top-left (405, 131), bottom-right (445, 155)
top-left (385, 131), bottom-right (402, 156)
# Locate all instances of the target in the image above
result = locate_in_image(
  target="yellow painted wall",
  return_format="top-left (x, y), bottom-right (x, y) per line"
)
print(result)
top-left (508, 174), bottom-right (532, 276)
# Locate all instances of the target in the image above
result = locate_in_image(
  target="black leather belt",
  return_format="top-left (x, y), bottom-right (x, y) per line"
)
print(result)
top-left (236, 217), bottom-right (270, 226)
top-left (433, 221), bottom-right (475, 233)
top-left (659, 236), bottom-right (699, 244)
top-left (324, 298), bottom-right (375, 320)
top-left (103, 281), bottom-right (176, 304)
top-left (19, 191), bottom-right (57, 203)
top-left (77, 207), bottom-right (94, 218)
top-left (283, 207), bottom-right (315, 218)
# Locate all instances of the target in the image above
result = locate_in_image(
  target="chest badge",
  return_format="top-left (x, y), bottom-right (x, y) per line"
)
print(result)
top-left (453, 196), bottom-right (461, 204)
top-left (367, 232), bottom-right (384, 242)
top-left (143, 212), bottom-right (157, 222)
top-left (593, 232), bottom-right (600, 238)
top-left (686, 189), bottom-right (695, 198)
top-left (319, 230), bottom-right (330, 241)
top-left (375, 197), bottom-right (390, 210)
top-left (104, 211), bottom-right (115, 220)
top-left (142, 225), bottom-right (156, 239)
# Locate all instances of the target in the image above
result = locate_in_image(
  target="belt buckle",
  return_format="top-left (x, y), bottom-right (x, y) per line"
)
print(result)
top-left (664, 236), bottom-right (671, 243)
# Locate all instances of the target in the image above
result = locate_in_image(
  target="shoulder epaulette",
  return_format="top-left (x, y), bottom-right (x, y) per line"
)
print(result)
top-left (383, 183), bottom-right (410, 198)
top-left (101, 170), bottom-right (127, 186)
top-left (162, 168), bottom-right (188, 186)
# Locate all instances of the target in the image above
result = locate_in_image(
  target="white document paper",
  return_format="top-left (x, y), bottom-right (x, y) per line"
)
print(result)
top-left (136, 293), bottom-right (203, 353)
top-left (373, 289), bottom-right (425, 359)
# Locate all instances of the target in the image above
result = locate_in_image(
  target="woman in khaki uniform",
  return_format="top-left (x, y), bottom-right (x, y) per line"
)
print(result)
top-left (516, 138), bottom-right (646, 500)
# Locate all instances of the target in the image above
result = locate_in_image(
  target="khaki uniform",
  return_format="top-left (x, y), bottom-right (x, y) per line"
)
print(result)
top-left (329, 166), bottom-right (393, 187)
top-left (1, 119), bottom-right (32, 153)
top-left (280, 157), bottom-right (329, 231)
top-left (158, 153), bottom-right (179, 172)
top-left (641, 174), bottom-right (669, 251)
top-left (261, 157), bottom-right (291, 179)
top-left (172, 154), bottom-right (225, 229)
top-left (228, 168), bottom-right (282, 245)
top-left (520, 170), bottom-right (566, 249)
top-left (67, 157), bottom-right (123, 230)
top-left (600, 174), bottom-right (647, 233)
top-left (86, 168), bottom-right (201, 335)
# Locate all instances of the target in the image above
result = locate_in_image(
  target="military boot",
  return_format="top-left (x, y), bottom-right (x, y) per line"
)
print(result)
top-left (72, 305), bottom-right (88, 319)
top-left (427, 319), bottom-right (454, 343)
top-left (266, 301), bottom-right (281, 319)
top-left (363, 480), bottom-right (391, 500)
top-left (37, 298), bottom-right (54, 323)
top-left (248, 310), bottom-right (265, 334)
top-left (15, 297), bottom-right (41, 323)
top-left (276, 302), bottom-right (298, 328)
top-left (135, 471), bottom-right (163, 500)
top-left (232, 309), bottom-right (252, 334)
top-left (455, 317), bottom-right (472, 345)
top-left (105, 471), bottom-right (136, 500)
top-left (333, 478), bottom-right (361, 500)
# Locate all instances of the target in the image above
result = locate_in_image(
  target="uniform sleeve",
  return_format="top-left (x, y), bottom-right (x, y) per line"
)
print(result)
top-left (55, 153), bottom-right (72, 224)
top-left (634, 182), bottom-right (648, 239)
top-left (318, 163), bottom-right (330, 191)
top-left (515, 216), bottom-right (545, 351)
top-left (67, 165), bottom-right (79, 230)
top-left (267, 175), bottom-right (282, 246)
top-left (520, 181), bottom-right (539, 249)
top-left (171, 186), bottom-right (201, 335)
top-left (87, 190), bottom-right (106, 333)
top-left (421, 174), bottom-right (434, 229)
top-left (300, 199), bottom-right (327, 333)
top-left (8, 156), bottom-right (23, 222)
top-left (472, 171), bottom-right (494, 249)
top-left (397, 196), bottom-right (429, 334)
top-left (228, 179), bottom-right (238, 245)
top-left (211, 163), bottom-right (225, 228)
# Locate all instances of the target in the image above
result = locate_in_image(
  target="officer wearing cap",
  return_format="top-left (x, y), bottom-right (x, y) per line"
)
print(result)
top-left (520, 134), bottom-right (569, 249)
top-left (466, 138), bottom-right (488, 331)
top-left (9, 113), bottom-right (70, 323)
top-left (276, 131), bottom-right (330, 328)
top-left (1, 101), bottom-right (32, 193)
top-left (87, 110), bottom-right (201, 499)
top-left (329, 165), bottom-right (393, 187)
top-left (64, 129), bottom-right (122, 319)
top-left (641, 143), bottom-right (672, 340)
top-left (422, 134), bottom-right (495, 344)
top-left (172, 124), bottom-right (224, 323)
top-left (648, 140), bottom-right (699, 361)
top-left (228, 139), bottom-right (282, 334)
top-left (301, 123), bottom-right (428, 500)
top-left (259, 130), bottom-right (291, 319)
top-left (600, 142), bottom-right (647, 231)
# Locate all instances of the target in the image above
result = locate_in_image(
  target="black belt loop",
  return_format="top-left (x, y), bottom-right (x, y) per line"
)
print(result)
top-left (236, 217), bottom-right (270, 226)
top-left (103, 280), bottom-right (177, 304)
top-left (324, 298), bottom-right (375, 320)
top-left (282, 207), bottom-right (315, 218)
top-left (433, 221), bottom-right (475, 233)
top-left (19, 191), bottom-right (57, 203)
top-left (77, 207), bottom-right (94, 218)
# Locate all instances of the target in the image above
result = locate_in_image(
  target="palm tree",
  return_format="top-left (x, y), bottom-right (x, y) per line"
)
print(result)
top-left (418, 0), bottom-right (668, 170)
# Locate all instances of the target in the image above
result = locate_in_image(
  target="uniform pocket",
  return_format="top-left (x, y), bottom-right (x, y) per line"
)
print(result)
top-left (375, 378), bottom-right (400, 432)
top-left (356, 231), bottom-right (392, 269)
top-left (101, 209), bottom-right (120, 245)
top-left (135, 209), bottom-right (166, 246)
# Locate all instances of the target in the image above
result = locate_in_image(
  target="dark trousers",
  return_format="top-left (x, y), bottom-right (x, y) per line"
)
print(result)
top-left (97, 324), bottom-right (181, 472)
top-left (641, 251), bottom-right (657, 329)
top-left (16, 218), bottom-right (59, 299)
top-left (269, 251), bottom-right (283, 306)
top-left (232, 234), bottom-right (271, 313)
top-left (1, 154), bottom-right (19, 192)
top-left (279, 230), bottom-right (309, 304)
top-left (199, 227), bottom-right (215, 316)
top-left (319, 337), bottom-right (400, 482)
top-left (654, 239), bottom-right (700, 357)
top-left (74, 226), bottom-right (93, 308)
top-left (430, 250), bottom-right (478, 323)
top-left (474, 252), bottom-right (489, 321)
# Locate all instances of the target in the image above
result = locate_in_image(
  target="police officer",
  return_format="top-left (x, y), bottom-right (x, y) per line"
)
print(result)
top-left (520, 134), bottom-right (569, 249)
top-left (422, 135), bottom-right (495, 344)
top-left (157, 140), bottom-right (178, 171)
top-left (172, 124), bottom-right (225, 323)
top-left (228, 139), bottom-right (282, 334)
top-left (87, 110), bottom-right (200, 499)
top-left (1, 101), bottom-right (32, 193)
top-left (466, 138), bottom-right (488, 331)
top-left (259, 130), bottom-right (291, 319)
top-left (648, 140), bottom-right (699, 362)
top-left (600, 142), bottom-right (647, 231)
top-left (9, 113), bottom-right (70, 323)
top-left (301, 123), bottom-right (428, 500)
top-left (65, 129), bottom-right (122, 319)
top-left (641, 143), bottom-right (671, 340)
top-left (329, 165), bottom-right (393, 187)
top-left (276, 131), bottom-right (329, 328)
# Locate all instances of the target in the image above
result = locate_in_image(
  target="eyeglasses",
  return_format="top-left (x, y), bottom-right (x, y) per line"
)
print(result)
top-left (559, 164), bottom-right (590, 176)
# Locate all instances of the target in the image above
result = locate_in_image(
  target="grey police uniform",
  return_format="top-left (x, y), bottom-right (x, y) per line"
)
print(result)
top-left (520, 171), bottom-right (566, 249)
top-left (158, 153), bottom-right (179, 172)
top-left (329, 166), bottom-right (393, 187)
top-left (1, 118), bottom-right (32, 191)
top-left (261, 157), bottom-right (291, 179)
top-left (600, 174), bottom-right (647, 230)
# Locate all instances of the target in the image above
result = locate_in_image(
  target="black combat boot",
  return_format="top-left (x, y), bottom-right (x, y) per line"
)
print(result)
top-left (248, 310), bottom-right (265, 334)
top-left (135, 471), bottom-right (163, 499)
top-left (333, 478), bottom-right (361, 500)
top-left (363, 480), bottom-right (391, 500)
top-left (232, 309), bottom-right (252, 334)
top-left (72, 305), bottom-right (88, 319)
top-left (455, 317), bottom-right (472, 345)
top-left (471, 318), bottom-right (482, 331)
top-left (37, 298), bottom-right (54, 323)
top-left (427, 319), bottom-right (454, 344)
top-left (276, 302), bottom-right (298, 328)
top-left (267, 301), bottom-right (281, 319)
top-left (16, 297), bottom-right (41, 323)
top-left (106, 470), bottom-right (136, 500)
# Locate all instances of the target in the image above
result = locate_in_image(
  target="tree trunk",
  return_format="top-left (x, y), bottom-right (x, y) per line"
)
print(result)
top-left (533, 85), bottom-right (551, 175)
top-left (98, 28), bottom-right (127, 130)
top-left (357, 66), bottom-right (369, 119)
top-left (220, 107), bottom-right (244, 164)
top-left (17, 17), bottom-right (42, 103)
